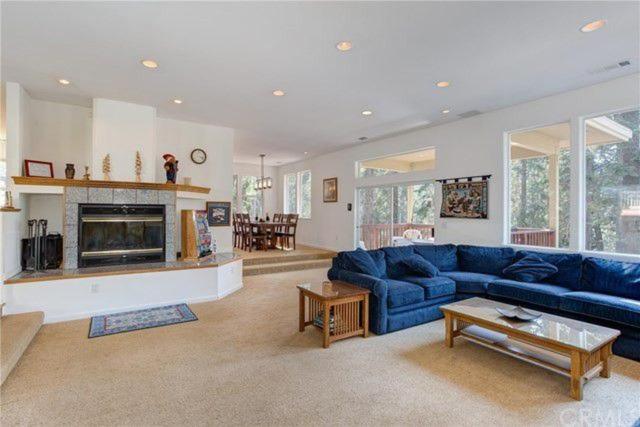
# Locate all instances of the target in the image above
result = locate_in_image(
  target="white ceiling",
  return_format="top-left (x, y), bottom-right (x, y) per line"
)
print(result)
top-left (2, 2), bottom-right (639, 165)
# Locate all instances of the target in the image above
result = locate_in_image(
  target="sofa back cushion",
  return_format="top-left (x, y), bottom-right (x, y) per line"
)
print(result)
top-left (367, 249), bottom-right (387, 278)
top-left (413, 244), bottom-right (458, 272)
top-left (457, 245), bottom-right (515, 276)
top-left (381, 246), bottom-right (416, 278)
top-left (341, 248), bottom-right (384, 278)
top-left (582, 257), bottom-right (640, 300)
top-left (516, 250), bottom-right (582, 289)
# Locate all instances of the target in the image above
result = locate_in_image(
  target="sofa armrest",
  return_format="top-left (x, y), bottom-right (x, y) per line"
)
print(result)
top-left (336, 270), bottom-right (388, 299)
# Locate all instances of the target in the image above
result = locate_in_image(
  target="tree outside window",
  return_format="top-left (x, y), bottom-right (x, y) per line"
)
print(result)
top-left (284, 171), bottom-right (311, 219)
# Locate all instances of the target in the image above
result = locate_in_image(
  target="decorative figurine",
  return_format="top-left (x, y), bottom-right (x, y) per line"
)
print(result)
top-left (163, 153), bottom-right (179, 184)
top-left (83, 166), bottom-right (91, 180)
top-left (3, 191), bottom-right (14, 208)
top-left (64, 163), bottom-right (75, 179)
top-left (102, 154), bottom-right (111, 180)
top-left (135, 151), bottom-right (142, 182)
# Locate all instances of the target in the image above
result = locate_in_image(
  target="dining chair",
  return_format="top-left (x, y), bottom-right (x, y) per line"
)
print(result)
top-left (277, 213), bottom-right (298, 250)
top-left (241, 213), bottom-right (267, 252)
top-left (232, 213), bottom-right (242, 248)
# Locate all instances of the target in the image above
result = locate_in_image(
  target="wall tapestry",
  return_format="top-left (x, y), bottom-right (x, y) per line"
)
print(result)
top-left (440, 180), bottom-right (488, 219)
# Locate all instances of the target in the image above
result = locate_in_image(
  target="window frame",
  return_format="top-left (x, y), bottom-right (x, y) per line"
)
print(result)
top-left (283, 170), bottom-right (312, 219)
top-left (503, 107), bottom-right (640, 262)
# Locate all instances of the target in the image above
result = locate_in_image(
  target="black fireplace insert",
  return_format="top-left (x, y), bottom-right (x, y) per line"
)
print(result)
top-left (78, 204), bottom-right (166, 267)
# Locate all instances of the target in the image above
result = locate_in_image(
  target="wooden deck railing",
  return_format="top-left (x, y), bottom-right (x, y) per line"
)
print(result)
top-left (360, 223), bottom-right (435, 250)
top-left (510, 228), bottom-right (556, 247)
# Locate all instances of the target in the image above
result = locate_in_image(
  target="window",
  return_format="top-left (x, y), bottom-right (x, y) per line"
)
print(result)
top-left (0, 137), bottom-right (6, 206)
top-left (283, 170), bottom-right (311, 218)
top-left (506, 108), bottom-right (640, 257)
top-left (585, 110), bottom-right (639, 255)
top-left (508, 123), bottom-right (571, 248)
top-left (356, 182), bottom-right (435, 250)
top-left (357, 148), bottom-right (436, 178)
top-left (232, 174), bottom-right (263, 219)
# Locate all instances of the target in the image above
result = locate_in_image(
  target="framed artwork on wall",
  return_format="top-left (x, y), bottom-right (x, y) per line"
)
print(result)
top-left (206, 201), bottom-right (231, 226)
top-left (440, 180), bottom-right (488, 219)
top-left (323, 177), bottom-right (338, 202)
top-left (24, 160), bottom-right (54, 178)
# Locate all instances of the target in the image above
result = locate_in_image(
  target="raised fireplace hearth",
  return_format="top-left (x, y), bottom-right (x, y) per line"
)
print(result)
top-left (78, 204), bottom-right (165, 267)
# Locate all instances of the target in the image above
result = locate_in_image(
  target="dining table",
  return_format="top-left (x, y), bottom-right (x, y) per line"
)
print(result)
top-left (249, 221), bottom-right (287, 249)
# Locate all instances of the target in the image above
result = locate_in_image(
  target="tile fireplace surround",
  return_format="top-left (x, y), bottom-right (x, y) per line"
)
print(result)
top-left (63, 187), bottom-right (176, 269)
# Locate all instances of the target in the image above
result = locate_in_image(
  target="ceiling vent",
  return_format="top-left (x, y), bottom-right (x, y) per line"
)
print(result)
top-left (458, 110), bottom-right (482, 119)
top-left (588, 60), bottom-right (631, 74)
top-left (358, 136), bottom-right (368, 142)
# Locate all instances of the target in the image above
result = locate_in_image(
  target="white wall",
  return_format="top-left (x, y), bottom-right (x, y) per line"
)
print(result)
top-left (233, 162), bottom-right (279, 215)
top-left (92, 99), bottom-right (156, 182)
top-left (2, 82), bottom-right (29, 280)
top-left (156, 117), bottom-right (235, 252)
top-left (25, 99), bottom-right (91, 178)
top-left (278, 74), bottom-right (640, 253)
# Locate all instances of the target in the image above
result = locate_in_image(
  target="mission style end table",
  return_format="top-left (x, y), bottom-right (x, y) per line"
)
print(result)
top-left (297, 281), bottom-right (370, 348)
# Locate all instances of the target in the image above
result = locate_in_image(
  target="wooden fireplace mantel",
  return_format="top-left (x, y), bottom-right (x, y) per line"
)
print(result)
top-left (12, 176), bottom-right (210, 194)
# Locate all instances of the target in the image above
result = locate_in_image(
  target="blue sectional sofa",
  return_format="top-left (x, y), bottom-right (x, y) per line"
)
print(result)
top-left (327, 244), bottom-right (640, 361)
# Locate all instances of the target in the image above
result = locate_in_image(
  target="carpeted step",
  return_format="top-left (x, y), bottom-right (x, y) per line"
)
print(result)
top-left (243, 259), bottom-right (332, 276)
top-left (1, 311), bottom-right (44, 385)
top-left (242, 252), bottom-right (335, 266)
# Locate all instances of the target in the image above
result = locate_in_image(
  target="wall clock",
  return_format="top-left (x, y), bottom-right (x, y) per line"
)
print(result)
top-left (190, 148), bottom-right (207, 165)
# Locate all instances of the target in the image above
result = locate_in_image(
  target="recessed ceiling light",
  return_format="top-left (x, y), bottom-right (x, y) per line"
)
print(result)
top-left (580, 19), bottom-right (606, 33)
top-left (58, 79), bottom-right (70, 85)
top-left (441, 109), bottom-right (450, 114)
top-left (336, 41), bottom-right (352, 52)
top-left (361, 110), bottom-right (373, 116)
top-left (304, 151), bottom-right (308, 155)
top-left (173, 99), bottom-right (183, 104)
top-left (436, 81), bottom-right (450, 88)
top-left (272, 89), bottom-right (285, 97)
top-left (141, 59), bottom-right (158, 69)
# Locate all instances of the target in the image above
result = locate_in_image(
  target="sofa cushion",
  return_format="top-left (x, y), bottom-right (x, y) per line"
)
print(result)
top-left (343, 248), bottom-right (382, 278)
top-left (440, 271), bottom-right (499, 294)
top-left (385, 279), bottom-right (425, 309)
top-left (401, 276), bottom-right (456, 299)
top-left (367, 249), bottom-right (388, 278)
top-left (581, 257), bottom-right (640, 300)
top-left (560, 291), bottom-right (640, 329)
top-left (381, 246), bottom-right (417, 278)
top-left (413, 244), bottom-right (458, 272)
top-left (487, 279), bottom-right (572, 309)
top-left (502, 255), bottom-right (559, 283)
top-left (402, 254), bottom-right (439, 278)
top-left (457, 245), bottom-right (515, 276)
top-left (516, 250), bottom-right (582, 289)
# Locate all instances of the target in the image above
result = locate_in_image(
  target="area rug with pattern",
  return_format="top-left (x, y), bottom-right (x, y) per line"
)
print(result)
top-left (89, 303), bottom-right (197, 338)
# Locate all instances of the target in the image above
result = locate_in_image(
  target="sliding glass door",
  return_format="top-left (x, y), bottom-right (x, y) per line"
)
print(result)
top-left (356, 182), bottom-right (435, 250)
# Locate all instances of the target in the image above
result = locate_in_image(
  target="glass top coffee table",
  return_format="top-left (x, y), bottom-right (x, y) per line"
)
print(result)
top-left (440, 297), bottom-right (620, 400)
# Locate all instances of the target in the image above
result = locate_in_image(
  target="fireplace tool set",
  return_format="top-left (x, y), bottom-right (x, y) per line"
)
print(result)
top-left (22, 219), bottom-right (63, 272)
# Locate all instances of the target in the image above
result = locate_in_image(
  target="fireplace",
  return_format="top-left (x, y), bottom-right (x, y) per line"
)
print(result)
top-left (78, 204), bottom-right (166, 267)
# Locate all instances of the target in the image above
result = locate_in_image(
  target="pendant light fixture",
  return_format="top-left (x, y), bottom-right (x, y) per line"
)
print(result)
top-left (255, 154), bottom-right (272, 190)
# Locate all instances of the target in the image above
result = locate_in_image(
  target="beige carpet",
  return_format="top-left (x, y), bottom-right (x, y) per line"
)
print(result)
top-left (2, 268), bottom-right (639, 426)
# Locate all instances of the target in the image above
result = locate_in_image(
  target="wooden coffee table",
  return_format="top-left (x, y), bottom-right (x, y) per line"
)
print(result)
top-left (297, 281), bottom-right (370, 348)
top-left (440, 297), bottom-right (620, 400)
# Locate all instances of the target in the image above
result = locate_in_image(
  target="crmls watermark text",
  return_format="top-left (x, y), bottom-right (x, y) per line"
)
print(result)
top-left (559, 401), bottom-right (640, 427)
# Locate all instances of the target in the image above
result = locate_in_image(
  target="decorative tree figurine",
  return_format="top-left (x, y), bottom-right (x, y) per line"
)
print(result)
top-left (135, 151), bottom-right (142, 182)
top-left (102, 154), bottom-right (111, 181)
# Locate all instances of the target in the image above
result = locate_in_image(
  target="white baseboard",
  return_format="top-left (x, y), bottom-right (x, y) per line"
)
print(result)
top-left (217, 282), bottom-right (243, 299)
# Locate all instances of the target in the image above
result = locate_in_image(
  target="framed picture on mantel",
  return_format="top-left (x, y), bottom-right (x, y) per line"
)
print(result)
top-left (24, 159), bottom-right (54, 178)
